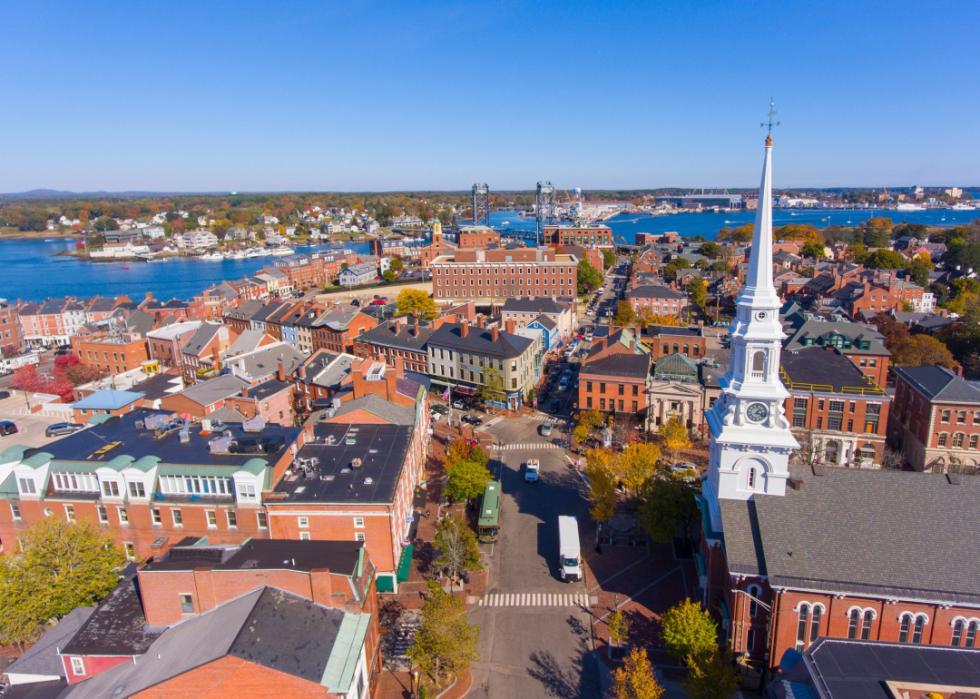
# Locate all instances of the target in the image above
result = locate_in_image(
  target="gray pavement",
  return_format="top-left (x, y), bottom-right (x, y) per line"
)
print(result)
top-left (468, 416), bottom-right (601, 699)
top-left (0, 392), bottom-right (63, 448)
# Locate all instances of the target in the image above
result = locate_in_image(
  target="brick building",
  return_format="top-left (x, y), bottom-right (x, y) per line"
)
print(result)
top-left (353, 318), bottom-right (432, 374)
top-left (146, 321), bottom-right (203, 368)
top-left (888, 365), bottom-right (980, 474)
top-left (781, 347), bottom-right (890, 466)
top-left (626, 284), bottom-right (689, 317)
top-left (577, 329), bottom-right (651, 416)
top-left (456, 225), bottom-right (500, 249)
top-left (0, 299), bottom-right (23, 357)
top-left (311, 305), bottom-right (378, 354)
top-left (640, 325), bottom-right (707, 361)
top-left (71, 331), bottom-right (150, 375)
top-left (542, 224), bottom-right (614, 248)
top-left (499, 297), bottom-right (577, 344)
top-left (431, 247), bottom-right (577, 302)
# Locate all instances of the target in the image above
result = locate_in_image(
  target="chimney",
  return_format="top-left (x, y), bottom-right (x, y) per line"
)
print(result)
top-left (277, 360), bottom-right (286, 382)
top-left (309, 569), bottom-right (335, 606)
top-left (460, 322), bottom-right (469, 338)
top-left (241, 384), bottom-right (249, 398)
top-left (629, 338), bottom-right (635, 351)
top-left (491, 326), bottom-right (500, 342)
top-left (505, 319), bottom-right (516, 335)
top-left (476, 316), bottom-right (485, 329)
top-left (351, 359), bottom-right (367, 398)
top-left (413, 318), bottom-right (420, 337)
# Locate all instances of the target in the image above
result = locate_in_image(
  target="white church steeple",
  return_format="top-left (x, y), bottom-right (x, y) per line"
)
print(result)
top-left (704, 118), bottom-right (799, 529)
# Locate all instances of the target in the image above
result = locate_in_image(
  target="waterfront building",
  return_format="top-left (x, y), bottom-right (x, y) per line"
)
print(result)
top-left (457, 225), bottom-right (500, 249)
top-left (542, 224), bottom-right (614, 248)
top-left (18, 298), bottom-right (87, 348)
top-left (0, 298), bottom-right (25, 357)
top-left (431, 246), bottom-right (577, 302)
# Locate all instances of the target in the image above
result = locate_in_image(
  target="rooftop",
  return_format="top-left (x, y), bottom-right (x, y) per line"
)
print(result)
top-left (501, 297), bottom-right (570, 314)
top-left (895, 364), bottom-right (980, 404)
top-left (71, 389), bottom-right (145, 411)
top-left (581, 353), bottom-right (650, 379)
top-left (271, 422), bottom-right (412, 504)
top-left (780, 347), bottom-right (886, 395)
top-left (176, 374), bottom-right (247, 407)
top-left (143, 538), bottom-right (365, 577)
top-left (428, 322), bottom-right (532, 359)
top-left (358, 319), bottom-right (432, 353)
top-left (718, 465), bottom-right (980, 605)
top-left (61, 570), bottom-right (161, 656)
top-left (6, 606), bottom-right (94, 679)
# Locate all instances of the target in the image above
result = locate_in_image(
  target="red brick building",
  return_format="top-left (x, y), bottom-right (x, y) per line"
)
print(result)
top-left (431, 246), bottom-right (577, 302)
top-left (311, 306), bottom-right (378, 354)
top-left (72, 331), bottom-right (150, 375)
top-left (353, 318), bottom-right (432, 374)
top-left (543, 224), bottom-right (614, 248)
top-left (457, 225), bottom-right (501, 249)
top-left (0, 299), bottom-right (23, 357)
top-left (640, 325), bottom-right (706, 360)
top-left (626, 284), bottom-right (689, 317)
top-left (888, 365), bottom-right (980, 473)
top-left (577, 329), bottom-right (651, 416)
top-left (146, 321), bottom-right (203, 369)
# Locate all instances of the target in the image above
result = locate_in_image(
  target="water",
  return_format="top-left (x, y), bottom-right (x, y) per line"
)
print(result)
top-left (0, 239), bottom-right (370, 302)
top-left (488, 208), bottom-right (979, 242)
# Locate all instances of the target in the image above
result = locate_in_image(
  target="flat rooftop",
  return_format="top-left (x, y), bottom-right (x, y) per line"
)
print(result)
top-left (270, 422), bottom-right (411, 504)
top-left (143, 538), bottom-right (364, 576)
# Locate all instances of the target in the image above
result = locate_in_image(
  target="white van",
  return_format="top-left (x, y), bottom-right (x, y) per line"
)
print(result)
top-left (558, 516), bottom-right (582, 582)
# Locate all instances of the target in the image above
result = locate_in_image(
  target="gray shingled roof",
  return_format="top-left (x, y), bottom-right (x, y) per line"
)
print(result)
top-left (719, 465), bottom-right (980, 604)
top-left (580, 353), bottom-right (650, 379)
top-left (783, 317), bottom-right (889, 357)
top-left (429, 322), bottom-right (532, 359)
top-left (501, 297), bottom-right (568, 314)
top-left (330, 394), bottom-right (416, 425)
top-left (177, 374), bottom-right (247, 407)
top-left (628, 284), bottom-right (686, 299)
top-left (180, 322), bottom-right (222, 356)
top-left (6, 607), bottom-right (94, 679)
top-left (358, 320), bottom-right (432, 353)
top-left (894, 365), bottom-right (980, 404)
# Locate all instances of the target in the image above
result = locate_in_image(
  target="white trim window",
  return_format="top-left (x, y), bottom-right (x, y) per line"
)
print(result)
top-left (206, 510), bottom-right (217, 529)
top-left (69, 656), bottom-right (86, 676)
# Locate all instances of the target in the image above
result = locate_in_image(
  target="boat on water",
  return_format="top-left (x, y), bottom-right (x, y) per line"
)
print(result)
top-left (268, 246), bottom-right (294, 256)
top-left (895, 203), bottom-right (926, 211)
top-left (244, 248), bottom-right (266, 258)
top-left (227, 250), bottom-right (247, 260)
top-left (200, 251), bottom-right (225, 261)
top-left (501, 220), bottom-right (510, 225)
top-left (951, 203), bottom-right (977, 211)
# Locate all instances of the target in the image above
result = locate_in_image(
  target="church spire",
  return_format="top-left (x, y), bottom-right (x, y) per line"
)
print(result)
top-left (743, 134), bottom-right (776, 296)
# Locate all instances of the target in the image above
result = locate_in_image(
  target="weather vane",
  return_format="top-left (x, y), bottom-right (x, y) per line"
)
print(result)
top-left (762, 98), bottom-right (780, 135)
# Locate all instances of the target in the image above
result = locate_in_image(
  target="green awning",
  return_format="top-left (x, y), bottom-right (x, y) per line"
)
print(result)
top-left (396, 545), bottom-right (414, 582)
top-left (375, 574), bottom-right (395, 593)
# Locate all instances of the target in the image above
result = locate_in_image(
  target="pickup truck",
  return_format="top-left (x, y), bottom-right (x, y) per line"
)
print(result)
top-left (524, 458), bottom-right (540, 483)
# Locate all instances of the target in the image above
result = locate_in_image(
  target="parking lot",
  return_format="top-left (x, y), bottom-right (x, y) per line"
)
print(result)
top-left (0, 392), bottom-right (65, 448)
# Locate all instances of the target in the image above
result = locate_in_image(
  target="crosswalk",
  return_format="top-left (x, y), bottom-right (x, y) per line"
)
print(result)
top-left (496, 442), bottom-right (562, 451)
top-left (478, 592), bottom-right (590, 608)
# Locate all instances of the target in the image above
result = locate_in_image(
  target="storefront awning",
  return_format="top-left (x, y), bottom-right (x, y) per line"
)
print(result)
top-left (396, 544), bottom-right (414, 582)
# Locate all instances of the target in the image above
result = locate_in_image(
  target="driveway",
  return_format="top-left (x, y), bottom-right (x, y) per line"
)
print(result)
top-left (468, 416), bottom-right (600, 699)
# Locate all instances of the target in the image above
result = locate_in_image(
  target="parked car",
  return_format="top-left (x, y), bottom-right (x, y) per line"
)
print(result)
top-left (670, 462), bottom-right (699, 482)
top-left (369, 298), bottom-right (386, 306)
top-left (461, 414), bottom-right (482, 426)
top-left (452, 399), bottom-right (468, 410)
top-left (45, 422), bottom-right (84, 437)
top-left (429, 411), bottom-right (443, 422)
top-left (0, 390), bottom-right (10, 400)
top-left (0, 420), bottom-right (17, 436)
top-left (539, 422), bottom-right (553, 437)
top-left (430, 404), bottom-right (449, 415)
top-left (524, 458), bottom-right (540, 483)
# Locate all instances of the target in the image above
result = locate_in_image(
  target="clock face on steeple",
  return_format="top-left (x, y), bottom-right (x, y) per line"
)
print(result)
top-left (746, 402), bottom-right (769, 423)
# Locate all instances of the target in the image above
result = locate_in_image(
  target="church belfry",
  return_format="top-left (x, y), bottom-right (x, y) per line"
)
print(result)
top-left (704, 120), bottom-right (799, 529)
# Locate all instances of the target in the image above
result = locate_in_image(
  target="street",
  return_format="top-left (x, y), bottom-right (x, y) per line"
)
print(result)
top-left (468, 415), bottom-right (601, 699)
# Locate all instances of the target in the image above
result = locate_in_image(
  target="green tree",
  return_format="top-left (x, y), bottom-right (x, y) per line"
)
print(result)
top-left (698, 242), bottom-right (721, 258)
top-left (638, 477), bottom-right (699, 545)
top-left (577, 409), bottom-right (606, 431)
top-left (396, 288), bottom-right (437, 320)
top-left (658, 416), bottom-right (692, 462)
top-left (476, 367), bottom-right (506, 406)
top-left (444, 460), bottom-right (492, 503)
top-left (618, 442), bottom-right (661, 496)
top-left (572, 422), bottom-right (592, 445)
top-left (577, 259), bottom-right (603, 296)
top-left (0, 519), bottom-right (124, 646)
top-left (408, 581), bottom-right (480, 682)
top-left (613, 300), bottom-right (636, 326)
top-left (602, 249), bottom-right (617, 269)
top-left (686, 276), bottom-right (708, 313)
top-left (663, 258), bottom-right (691, 282)
top-left (863, 249), bottom-right (908, 270)
top-left (660, 598), bottom-right (718, 663)
top-left (893, 334), bottom-right (956, 368)
top-left (92, 216), bottom-right (116, 231)
top-left (908, 258), bottom-right (931, 287)
top-left (683, 648), bottom-right (739, 699)
top-left (433, 515), bottom-right (482, 590)
top-left (800, 240), bottom-right (825, 259)
top-left (389, 256), bottom-right (404, 273)
top-left (612, 647), bottom-right (664, 699)
top-left (607, 609), bottom-right (631, 649)
top-left (584, 448), bottom-right (618, 523)
top-left (382, 270), bottom-right (398, 283)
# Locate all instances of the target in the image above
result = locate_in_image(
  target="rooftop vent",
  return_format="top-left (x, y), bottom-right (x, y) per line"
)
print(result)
top-left (320, 474), bottom-right (335, 481)
top-left (364, 477), bottom-right (374, 485)
top-left (345, 437), bottom-right (357, 446)
top-left (351, 457), bottom-right (363, 469)
top-left (294, 486), bottom-right (306, 493)
top-left (324, 435), bottom-right (336, 446)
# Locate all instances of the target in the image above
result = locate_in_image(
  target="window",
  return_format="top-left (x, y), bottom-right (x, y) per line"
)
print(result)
top-left (151, 507), bottom-right (162, 526)
top-left (128, 481), bottom-right (146, 498)
top-left (847, 609), bottom-right (860, 639)
top-left (237, 482), bottom-right (256, 500)
top-left (938, 433), bottom-right (948, 447)
top-left (298, 516), bottom-right (309, 529)
top-left (828, 400), bottom-right (845, 431)
top-left (123, 542), bottom-right (136, 560)
top-left (52, 472), bottom-right (98, 493)
top-left (257, 511), bottom-right (268, 529)
top-left (952, 619), bottom-right (965, 646)
top-left (70, 656), bottom-right (86, 676)
top-left (101, 480), bottom-right (120, 497)
top-left (226, 510), bottom-right (237, 528)
top-left (159, 475), bottom-right (233, 497)
top-left (172, 508), bottom-right (183, 527)
top-left (10, 502), bottom-right (21, 521)
top-left (18, 478), bottom-right (37, 495)
top-left (354, 517), bottom-right (364, 529)
top-left (747, 585), bottom-right (762, 618)
top-left (957, 410), bottom-right (967, 424)
top-left (899, 613), bottom-right (912, 643)
top-left (65, 505), bottom-right (75, 522)
top-left (118, 507), bottom-right (129, 525)
top-left (912, 615), bottom-right (925, 644)
top-left (747, 467), bottom-right (757, 490)
top-left (792, 399), bottom-right (808, 428)
top-left (810, 605), bottom-right (822, 642)
top-left (967, 621), bottom-right (978, 648)
top-left (952, 433), bottom-right (965, 448)
top-left (299, 531), bottom-right (311, 541)
top-left (206, 510), bottom-right (217, 528)
top-left (97, 505), bottom-right (108, 524)
top-left (179, 593), bottom-right (194, 614)
top-left (796, 604), bottom-right (810, 651)
top-left (940, 409), bottom-right (951, 423)
top-left (862, 609), bottom-right (874, 640)
top-left (865, 403), bottom-right (881, 433)
top-left (355, 532), bottom-right (366, 542)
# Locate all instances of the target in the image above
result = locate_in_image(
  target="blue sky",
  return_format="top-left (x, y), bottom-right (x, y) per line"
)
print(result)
top-left (1, 1), bottom-right (978, 192)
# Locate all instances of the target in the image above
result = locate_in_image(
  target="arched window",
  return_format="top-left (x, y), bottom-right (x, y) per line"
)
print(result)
top-left (752, 351), bottom-right (766, 374)
top-left (747, 584), bottom-right (762, 618)
top-left (899, 613), bottom-right (912, 643)
top-left (952, 619), bottom-right (965, 646)
top-left (861, 609), bottom-right (874, 640)
top-left (967, 621), bottom-right (978, 648)
top-left (747, 467), bottom-right (757, 490)
top-left (796, 604), bottom-right (810, 651)
top-left (809, 605), bottom-right (823, 642)
top-left (912, 615), bottom-right (926, 644)
top-left (847, 609), bottom-right (860, 639)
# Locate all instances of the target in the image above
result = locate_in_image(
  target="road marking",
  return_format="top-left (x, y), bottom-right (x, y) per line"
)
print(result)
top-left (497, 442), bottom-right (562, 451)
top-left (478, 592), bottom-right (590, 607)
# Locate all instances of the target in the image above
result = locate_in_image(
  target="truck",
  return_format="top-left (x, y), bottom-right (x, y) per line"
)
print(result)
top-left (557, 515), bottom-right (582, 582)
top-left (0, 351), bottom-right (40, 376)
top-left (524, 458), bottom-right (540, 483)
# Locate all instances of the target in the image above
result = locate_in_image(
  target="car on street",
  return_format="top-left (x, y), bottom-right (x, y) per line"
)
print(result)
top-left (0, 420), bottom-right (18, 436)
top-left (539, 421), bottom-right (553, 437)
top-left (452, 399), bottom-right (468, 410)
top-left (430, 404), bottom-right (449, 415)
top-left (0, 390), bottom-right (10, 400)
top-left (524, 458), bottom-right (540, 483)
top-left (670, 462), bottom-right (699, 481)
top-left (369, 298), bottom-right (386, 306)
top-left (45, 422), bottom-right (84, 437)
top-left (461, 414), bottom-right (482, 426)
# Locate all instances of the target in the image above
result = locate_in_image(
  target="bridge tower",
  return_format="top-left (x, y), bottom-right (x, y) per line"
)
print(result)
top-left (471, 183), bottom-right (490, 227)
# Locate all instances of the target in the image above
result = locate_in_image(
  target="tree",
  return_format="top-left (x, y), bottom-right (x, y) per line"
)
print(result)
top-left (408, 581), bottom-right (480, 682)
top-left (660, 598), bottom-right (718, 663)
top-left (602, 249), bottom-right (616, 269)
top-left (893, 334), bottom-right (956, 368)
top-left (0, 519), bottom-right (124, 646)
top-left (389, 256), bottom-right (404, 273)
top-left (686, 276), bottom-right (708, 313)
top-left (658, 416), bottom-right (691, 463)
top-left (683, 648), bottom-right (739, 699)
top-left (613, 300), bottom-right (636, 326)
top-left (612, 647), bottom-right (664, 699)
top-left (638, 477), bottom-right (698, 544)
top-left (396, 288), bottom-right (437, 320)
top-left (698, 242), bottom-right (721, 258)
top-left (863, 249), bottom-right (908, 270)
top-left (444, 460), bottom-right (492, 504)
top-left (800, 240), bottom-right (825, 259)
top-left (382, 269), bottom-right (398, 283)
top-left (577, 259), bottom-right (603, 296)
top-left (584, 448), bottom-right (618, 523)
top-left (607, 608), bottom-right (631, 649)
top-left (476, 367), bottom-right (506, 406)
top-left (433, 515), bottom-right (482, 589)
top-left (617, 442), bottom-right (661, 496)
top-left (663, 258), bottom-right (691, 282)
top-left (572, 422), bottom-right (592, 445)
top-left (577, 409), bottom-right (606, 431)
top-left (794, 430), bottom-right (819, 466)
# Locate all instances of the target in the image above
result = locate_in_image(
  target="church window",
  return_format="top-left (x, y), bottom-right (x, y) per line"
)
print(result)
top-left (747, 584), bottom-right (762, 617)
top-left (952, 619), bottom-right (964, 646)
top-left (912, 616), bottom-right (925, 644)
top-left (862, 609), bottom-right (874, 640)
top-left (967, 621), bottom-right (978, 648)
top-left (899, 614), bottom-right (911, 642)
top-left (847, 609), bottom-right (860, 639)
top-left (747, 467), bottom-right (757, 490)
top-left (809, 605), bottom-right (822, 642)
top-left (751, 351), bottom-right (766, 378)
top-left (795, 604), bottom-right (810, 650)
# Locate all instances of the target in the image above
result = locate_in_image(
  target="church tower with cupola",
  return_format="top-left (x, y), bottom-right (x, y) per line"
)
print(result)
top-left (704, 128), bottom-right (799, 529)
